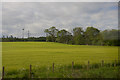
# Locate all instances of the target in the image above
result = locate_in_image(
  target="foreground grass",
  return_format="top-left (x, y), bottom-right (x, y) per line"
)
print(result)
top-left (4, 63), bottom-right (120, 78)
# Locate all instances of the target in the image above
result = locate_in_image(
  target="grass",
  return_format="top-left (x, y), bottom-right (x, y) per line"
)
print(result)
top-left (4, 64), bottom-right (120, 78)
top-left (2, 42), bottom-right (119, 78)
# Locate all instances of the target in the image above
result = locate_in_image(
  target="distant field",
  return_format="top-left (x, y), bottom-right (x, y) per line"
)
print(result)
top-left (2, 42), bottom-right (118, 71)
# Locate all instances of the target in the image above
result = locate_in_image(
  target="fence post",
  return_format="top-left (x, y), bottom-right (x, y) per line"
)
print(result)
top-left (29, 64), bottom-right (32, 78)
top-left (53, 63), bottom-right (54, 72)
top-left (101, 60), bottom-right (104, 67)
top-left (87, 61), bottom-right (90, 70)
top-left (72, 61), bottom-right (74, 72)
top-left (2, 66), bottom-right (4, 80)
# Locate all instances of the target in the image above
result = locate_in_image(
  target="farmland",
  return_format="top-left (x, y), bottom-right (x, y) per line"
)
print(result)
top-left (2, 42), bottom-right (119, 78)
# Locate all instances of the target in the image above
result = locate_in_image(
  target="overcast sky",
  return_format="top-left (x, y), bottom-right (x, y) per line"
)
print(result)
top-left (2, 2), bottom-right (118, 38)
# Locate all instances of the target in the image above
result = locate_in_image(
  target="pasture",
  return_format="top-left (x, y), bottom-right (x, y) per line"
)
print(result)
top-left (2, 42), bottom-right (118, 70)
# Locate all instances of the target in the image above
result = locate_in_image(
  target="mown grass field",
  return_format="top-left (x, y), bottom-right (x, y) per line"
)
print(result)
top-left (2, 42), bottom-right (119, 78)
top-left (2, 42), bottom-right (118, 69)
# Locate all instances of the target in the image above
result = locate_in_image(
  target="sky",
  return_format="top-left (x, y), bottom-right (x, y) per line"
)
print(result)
top-left (1, 0), bottom-right (119, 2)
top-left (1, 2), bottom-right (118, 38)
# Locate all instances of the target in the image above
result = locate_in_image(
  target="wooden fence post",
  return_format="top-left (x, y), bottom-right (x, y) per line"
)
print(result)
top-left (2, 66), bottom-right (4, 79)
top-left (29, 64), bottom-right (32, 78)
top-left (72, 61), bottom-right (74, 72)
top-left (87, 61), bottom-right (90, 70)
top-left (53, 63), bottom-right (54, 72)
top-left (101, 60), bottom-right (104, 67)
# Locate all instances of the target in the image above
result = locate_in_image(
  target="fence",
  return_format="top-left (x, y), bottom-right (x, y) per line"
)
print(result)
top-left (1, 60), bottom-right (119, 79)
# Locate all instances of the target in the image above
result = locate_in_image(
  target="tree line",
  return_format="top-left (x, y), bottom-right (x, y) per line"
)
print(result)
top-left (44, 26), bottom-right (120, 46)
top-left (1, 26), bottom-right (119, 46)
top-left (1, 36), bottom-right (46, 42)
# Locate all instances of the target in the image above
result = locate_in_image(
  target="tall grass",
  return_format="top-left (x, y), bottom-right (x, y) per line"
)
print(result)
top-left (3, 62), bottom-right (120, 78)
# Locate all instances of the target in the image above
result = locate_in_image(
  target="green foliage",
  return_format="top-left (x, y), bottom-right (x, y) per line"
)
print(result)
top-left (2, 37), bottom-right (46, 42)
top-left (56, 29), bottom-right (73, 44)
top-left (101, 29), bottom-right (120, 46)
top-left (44, 26), bottom-right (58, 42)
top-left (2, 26), bottom-right (119, 46)
top-left (73, 27), bottom-right (85, 45)
top-left (44, 26), bottom-right (119, 46)
top-left (84, 27), bottom-right (100, 45)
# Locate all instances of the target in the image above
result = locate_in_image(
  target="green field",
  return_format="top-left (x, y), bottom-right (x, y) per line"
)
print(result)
top-left (2, 42), bottom-right (119, 78)
top-left (2, 42), bottom-right (118, 70)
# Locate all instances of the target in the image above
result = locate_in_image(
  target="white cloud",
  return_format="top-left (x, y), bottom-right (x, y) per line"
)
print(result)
top-left (2, 2), bottom-right (118, 37)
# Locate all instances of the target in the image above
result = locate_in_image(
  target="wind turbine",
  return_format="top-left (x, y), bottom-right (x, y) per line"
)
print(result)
top-left (22, 25), bottom-right (25, 39)
top-left (22, 28), bottom-right (24, 39)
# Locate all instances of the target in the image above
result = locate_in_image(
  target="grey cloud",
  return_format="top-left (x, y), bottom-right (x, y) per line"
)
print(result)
top-left (2, 2), bottom-right (118, 37)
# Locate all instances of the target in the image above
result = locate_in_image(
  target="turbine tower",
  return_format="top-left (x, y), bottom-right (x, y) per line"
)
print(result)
top-left (28, 30), bottom-right (30, 38)
top-left (22, 28), bottom-right (24, 39)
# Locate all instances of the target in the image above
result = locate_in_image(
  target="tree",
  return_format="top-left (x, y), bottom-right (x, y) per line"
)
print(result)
top-left (84, 27), bottom-right (100, 45)
top-left (73, 27), bottom-right (85, 45)
top-left (101, 29), bottom-right (119, 46)
top-left (56, 29), bottom-right (73, 44)
top-left (44, 26), bottom-right (58, 42)
top-left (10, 35), bottom-right (13, 38)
